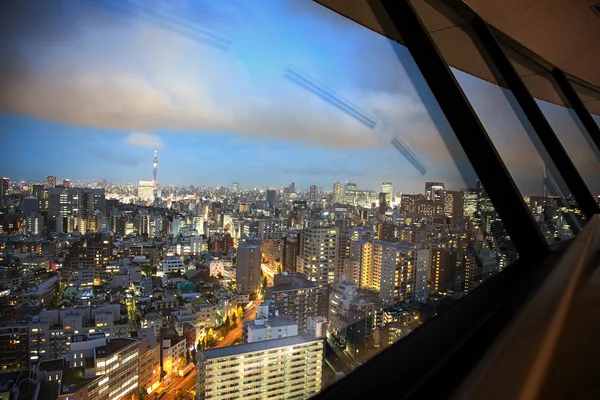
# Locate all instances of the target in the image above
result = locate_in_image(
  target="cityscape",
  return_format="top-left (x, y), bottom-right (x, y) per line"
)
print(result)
top-left (0, 0), bottom-right (592, 400)
top-left (0, 144), bottom-right (581, 399)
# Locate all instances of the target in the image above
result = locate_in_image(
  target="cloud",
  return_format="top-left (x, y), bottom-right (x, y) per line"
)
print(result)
top-left (124, 132), bottom-right (163, 149)
top-left (0, 0), bottom-right (440, 152)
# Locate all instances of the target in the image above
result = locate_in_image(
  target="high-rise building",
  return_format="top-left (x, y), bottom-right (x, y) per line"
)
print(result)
top-left (282, 233), bottom-right (301, 273)
top-left (429, 248), bottom-right (458, 294)
top-left (197, 334), bottom-right (323, 399)
top-left (297, 220), bottom-right (339, 288)
top-left (425, 182), bottom-right (445, 202)
top-left (346, 240), bottom-right (426, 305)
top-left (46, 175), bottom-right (57, 188)
top-left (333, 182), bottom-right (343, 203)
top-left (344, 182), bottom-right (358, 205)
top-left (382, 182), bottom-right (394, 204)
top-left (310, 185), bottom-right (318, 200)
top-left (63, 178), bottom-right (71, 188)
top-left (138, 180), bottom-right (155, 202)
top-left (266, 273), bottom-right (322, 333)
top-left (0, 177), bottom-right (9, 204)
top-left (444, 190), bottom-right (465, 220)
top-left (232, 181), bottom-right (239, 192)
top-left (236, 243), bottom-right (262, 293)
top-left (266, 189), bottom-right (277, 208)
top-left (64, 233), bottom-right (113, 286)
top-left (48, 187), bottom-right (106, 221)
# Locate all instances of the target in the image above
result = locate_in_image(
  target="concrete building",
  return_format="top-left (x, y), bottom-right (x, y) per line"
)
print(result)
top-left (137, 329), bottom-right (161, 396)
top-left (159, 256), bottom-right (185, 276)
top-left (297, 220), bottom-right (339, 288)
top-left (266, 272), bottom-right (322, 333)
top-left (346, 240), bottom-right (428, 305)
top-left (236, 243), bottom-right (261, 293)
top-left (0, 321), bottom-right (30, 372)
top-left (35, 336), bottom-right (140, 400)
top-left (242, 304), bottom-right (299, 343)
top-left (197, 334), bottom-right (324, 400)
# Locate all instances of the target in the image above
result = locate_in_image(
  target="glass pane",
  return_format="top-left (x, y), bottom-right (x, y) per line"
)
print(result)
top-left (570, 80), bottom-right (600, 130)
top-left (409, 0), bottom-right (582, 243)
top-left (500, 44), bottom-right (600, 200)
top-left (0, 0), bottom-right (518, 397)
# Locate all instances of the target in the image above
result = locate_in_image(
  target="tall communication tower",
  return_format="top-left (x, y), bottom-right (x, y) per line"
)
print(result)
top-left (153, 149), bottom-right (158, 198)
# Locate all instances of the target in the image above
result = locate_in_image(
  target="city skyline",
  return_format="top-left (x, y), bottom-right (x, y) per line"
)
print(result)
top-left (2, 0), bottom-right (596, 195)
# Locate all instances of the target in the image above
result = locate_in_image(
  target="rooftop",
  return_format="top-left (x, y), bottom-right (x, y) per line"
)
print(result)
top-left (105, 337), bottom-right (137, 356)
top-left (201, 334), bottom-right (322, 359)
top-left (61, 367), bottom-right (98, 391)
top-left (271, 272), bottom-right (319, 292)
top-left (39, 358), bottom-right (66, 372)
top-left (247, 315), bottom-right (298, 330)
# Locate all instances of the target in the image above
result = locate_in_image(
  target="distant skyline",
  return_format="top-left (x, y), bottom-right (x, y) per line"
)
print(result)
top-left (1, 0), bottom-right (599, 195)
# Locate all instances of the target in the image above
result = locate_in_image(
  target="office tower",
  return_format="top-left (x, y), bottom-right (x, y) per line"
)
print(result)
top-left (236, 243), bottom-right (262, 293)
top-left (346, 240), bottom-right (426, 305)
top-left (297, 220), bottom-right (339, 288)
top-left (258, 219), bottom-right (286, 240)
top-left (47, 187), bottom-right (106, 220)
top-left (243, 304), bottom-right (299, 343)
top-left (138, 180), bottom-right (155, 202)
top-left (382, 181), bottom-right (394, 204)
top-left (463, 190), bottom-right (478, 218)
top-left (23, 196), bottom-right (39, 216)
top-left (46, 175), bottom-right (57, 188)
top-left (376, 222), bottom-right (395, 241)
top-left (333, 182), bottom-right (343, 203)
top-left (32, 183), bottom-right (45, 199)
top-left (344, 182), bottom-right (358, 205)
top-left (232, 181), bottom-right (239, 192)
top-left (197, 334), bottom-right (324, 399)
top-left (425, 182), bottom-right (445, 201)
top-left (310, 184), bottom-right (318, 200)
top-left (429, 248), bottom-right (458, 294)
top-left (266, 189), bottom-right (277, 208)
top-left (266, 273), bottom-right (322, 333)
top-left (444, 190), bottom-right (465, 220)
top-left (62, 178), bottom-right (71, 188)
top-left (337, 232), bottom-right (350, 283)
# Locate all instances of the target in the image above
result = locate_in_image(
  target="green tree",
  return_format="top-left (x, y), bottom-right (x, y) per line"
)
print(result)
top-left (231, 312), bottom-right (237, 325)
top-left (262, 275), bottom-right (268, 291)
top-left (277, 264), bottom-right (282, 274)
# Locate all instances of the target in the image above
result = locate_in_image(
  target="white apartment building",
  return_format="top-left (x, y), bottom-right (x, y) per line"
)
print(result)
top-left (242, 305), bottom-right (298, 343)
top-left (197, 335), bottom-right (324, 400)
top-left (159, 256), bottom-right (185, 276)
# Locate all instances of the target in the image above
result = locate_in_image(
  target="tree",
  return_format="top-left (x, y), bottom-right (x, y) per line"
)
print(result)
top-left (224, 315), bottom-right (230, 331)
top-left (207, 328), bottom-right (214, 342)
top-left (231, 312), bottom-right (237, 325)
top-left (237, 306), bottom-right (244, 319)
top-left (277, 264), bottom-right (282, 274)
top-left (262, 275), bottom-right (268, 291)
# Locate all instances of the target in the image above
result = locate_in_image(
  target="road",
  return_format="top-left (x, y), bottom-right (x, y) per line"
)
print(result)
top-left (214, 301), bottom-right (258, 348)
top-left (261, 263), bottom-right (275, 285)
top-left (155, 367), bottom-right (197, 400)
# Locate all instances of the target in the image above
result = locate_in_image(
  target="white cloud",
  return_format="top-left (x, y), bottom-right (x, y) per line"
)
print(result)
top-left (123, 132), bottom-right (163, 149)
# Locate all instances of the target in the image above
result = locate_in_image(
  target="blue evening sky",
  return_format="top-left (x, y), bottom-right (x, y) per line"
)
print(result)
top-left (0, 0), bottom-right (598, 195)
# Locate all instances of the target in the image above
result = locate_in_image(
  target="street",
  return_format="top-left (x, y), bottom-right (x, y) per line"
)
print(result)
top-left (261, 263), bottom-right (275, 286)
top-left (214, 301), bottom-right (258, 348)
top-left (154, 367), bottom-right (197, 400)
